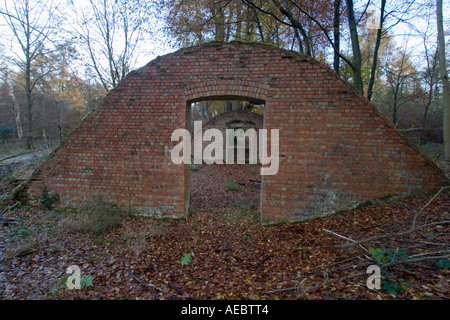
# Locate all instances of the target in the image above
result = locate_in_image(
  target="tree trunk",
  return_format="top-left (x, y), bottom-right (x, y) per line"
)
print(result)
top-left (345, 0), bottom-right (364, 95)
top-left (213, 4), bottom-right (225, 41)
top-left (6, 76), bottom-right (23, 140)
top-left (421, 48), bottom-right (438, 144)
top-left (25, 53), bottom-right (34, 149)
top-left (367, 0), bottom-right (386, 101)
top-left (333, 0), bottom-right (341, 74)
top-left (437, 0), bottom-right (450, 160)
top-left (235, 4), bottom-right (242, 41)
top-left (252, 8), bottom-right (265, 42)
top-left (223, 101), bottom-right (232, 113)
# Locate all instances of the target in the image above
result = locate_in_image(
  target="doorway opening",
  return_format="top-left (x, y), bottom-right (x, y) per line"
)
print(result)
top-left (186, 98), bottom-right (265, 218)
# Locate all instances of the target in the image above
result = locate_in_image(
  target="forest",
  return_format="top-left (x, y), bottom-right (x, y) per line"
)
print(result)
top-left (0, 0), bottom-right (448, 154)
top-left (0, 0), bottom-right (449, 303)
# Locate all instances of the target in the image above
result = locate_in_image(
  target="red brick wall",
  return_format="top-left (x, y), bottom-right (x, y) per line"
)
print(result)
top-left (25, 42), bottom-right (446, 223)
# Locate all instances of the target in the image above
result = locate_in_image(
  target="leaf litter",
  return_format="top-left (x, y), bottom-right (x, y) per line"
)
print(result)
top-left (0, 163), bottom-right (448, 300)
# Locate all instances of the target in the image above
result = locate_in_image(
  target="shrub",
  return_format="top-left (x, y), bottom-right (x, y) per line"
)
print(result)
top-left (59, 196), bottom-right (124, 234)
top-left (40, 187), bottom-right (59, 210)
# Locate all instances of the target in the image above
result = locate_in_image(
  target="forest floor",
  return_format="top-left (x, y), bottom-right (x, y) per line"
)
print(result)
top-left (0, 157), bottom-right (449, 300)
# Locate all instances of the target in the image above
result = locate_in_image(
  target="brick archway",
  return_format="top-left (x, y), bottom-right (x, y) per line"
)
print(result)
top-left (25, 42), bottom-right (445, 224)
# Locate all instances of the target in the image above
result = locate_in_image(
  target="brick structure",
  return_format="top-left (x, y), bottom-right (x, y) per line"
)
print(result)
top-left (24, 42), bottom-right (445, 224)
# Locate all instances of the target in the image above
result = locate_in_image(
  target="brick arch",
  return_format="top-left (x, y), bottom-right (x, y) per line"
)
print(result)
top-left (24, 42), bottom-right (446, 224)
top-left (183, 79), bottom-right (269, 104)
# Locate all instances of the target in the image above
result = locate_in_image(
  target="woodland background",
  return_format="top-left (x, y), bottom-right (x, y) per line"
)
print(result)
top-left (0, 0), bottom-right (449, 159)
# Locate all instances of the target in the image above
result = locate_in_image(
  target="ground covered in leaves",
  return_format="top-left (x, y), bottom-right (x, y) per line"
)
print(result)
top-left (0, 152), bottom-right (449, 300)
top-left (0, 189), bottom-right (448, 300)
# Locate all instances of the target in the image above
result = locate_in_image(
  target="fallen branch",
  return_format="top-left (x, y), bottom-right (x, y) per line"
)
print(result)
top-left (264, 287), bottom-right (297, 294)
top-left (147, 263), bottom-right (188, 297)
top-left (332, 187), bottom-right (449, 250)
top-left (410, 186), bottom-right (450, 232)
top-left (264, 278), bottom-right (307, 295)
top-left (126, 268), bottom-right (164, 292)
top-left (167, 281), bottom-right (184, 296)
top-left (334, 220), bottom-right (450, 250)
top-left (323, 228), bottom-right (370, 254)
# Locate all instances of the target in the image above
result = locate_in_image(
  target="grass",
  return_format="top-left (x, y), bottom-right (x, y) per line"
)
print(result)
top-left (225, 182), bottom-right (242, 192)
top-left (232, 200), bottom-right (255, 211)
top-left (57, 196), bottom-right (125, 234)
top-left (219, 200), bottom-right (260, 226)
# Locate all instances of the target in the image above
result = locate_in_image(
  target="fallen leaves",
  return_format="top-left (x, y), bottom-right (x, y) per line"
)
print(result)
top-left (0, 165), bottom-right (449, 299)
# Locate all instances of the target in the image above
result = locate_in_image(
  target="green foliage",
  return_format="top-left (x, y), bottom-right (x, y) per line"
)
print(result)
top-left (39, 187), bottom-right (59, 210)
top-left (0, 125), bottom-right (17, 141)
top-left (180, 252), bottom-right (192, 266)
top-left (191, 221), bottom-right (200, 232)
top-left (190, 164), bottom-right (203, 171)
top-left (369, 247), bottom-right (385, 263)
top-left (369, 247), bottom-right (413, 296)
top-left (426, 231), bottom-right (435, 239)
top-left (225, 182), bottom-right (241, 192)
top-left (435, 259), bottom-right (450, 269)
top-left (7, 202), bottom-right (23, 212)
top-left (0, 195), bottom-right (12, 210)
top-left (382, 275), bottom-right (410, 296)
top-left (80, 274), bottom-right (94, 288)
top-left (369, 247), bottom-right (409, 265)
top-left (11, 224), bottom-right (32, 241)
top-left (232, 201), bottom-right (254, 211)
top-left (59, 273), bottom-right (94, 289)
top-left (48, 273), bottom-right (94, 296)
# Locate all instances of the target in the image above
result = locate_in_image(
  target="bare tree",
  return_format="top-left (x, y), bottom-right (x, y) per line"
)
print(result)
top-left (381, 47), bottom-right (417, 126)
top-left (418, 21), bottom-right (440, 144)
top-left (69, 0), bottom-right (150, 92)
top-left (0, 0), bottom-right (59, 149)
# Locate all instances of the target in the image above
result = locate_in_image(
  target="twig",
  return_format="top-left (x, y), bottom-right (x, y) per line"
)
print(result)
top-left (395, 239), bottom-right (449, 247)
top-left (323, 228), bottom-right (370, 254)
top-left (410, 186), bottom-right (450, 232)
top-left (381, 254), bottom-right (450, 268)
top-left (264, 287), bottom-right (297, 294)
top-left (331, 187), bottom-right (449, 250)
top-left (334, 220), bottom-right (450, 250)
top-left (126, 268), bottom-right (164, 292)
top-left (265, 278), bottom-right (307, 296)
top-left (167, 281), bottom-right (184, 296)
top-left (0, 216), bottom-right (20, 222)
top-left (148, 263), bottom-right (187, 297)
top-left (341, 272), bottom-right (368, 280)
